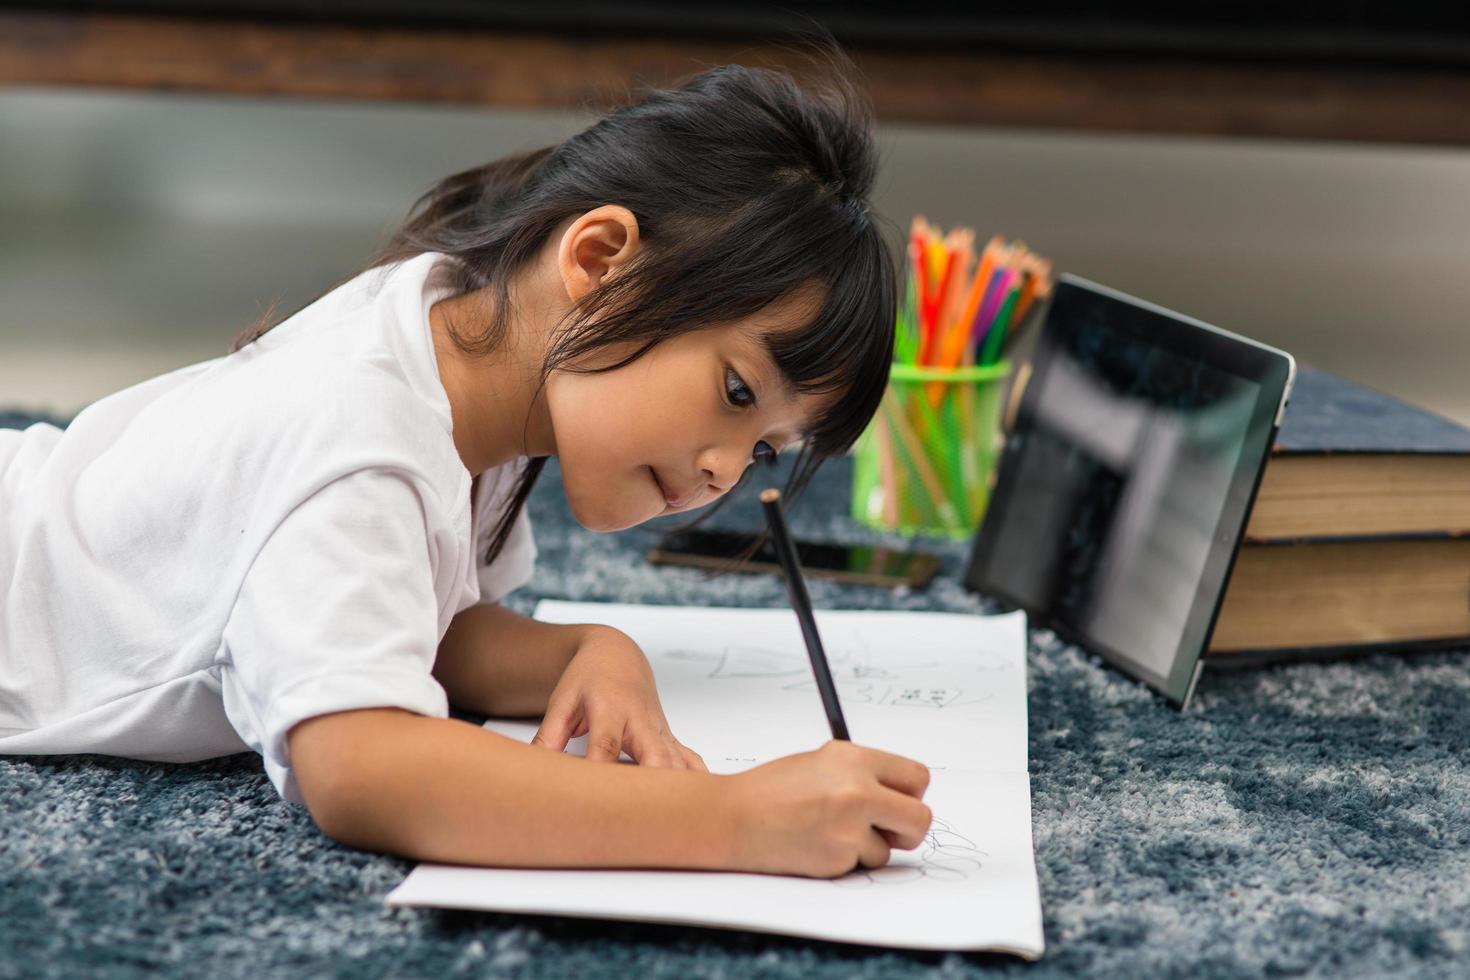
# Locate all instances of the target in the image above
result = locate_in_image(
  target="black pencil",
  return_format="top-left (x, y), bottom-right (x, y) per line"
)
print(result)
top-left (759, 488), bottom-right (850, 741)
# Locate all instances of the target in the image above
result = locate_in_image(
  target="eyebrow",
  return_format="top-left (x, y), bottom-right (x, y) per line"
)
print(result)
top-left (733, 330), bottom-right (809, 446)
top-left (754, 350), bottom-right (810, 447)
top-left (765, 355), bottom-right (800, 403)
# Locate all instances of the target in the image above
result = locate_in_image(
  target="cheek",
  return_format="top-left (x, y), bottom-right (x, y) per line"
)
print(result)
top-left (551, 368), bottom-right (696, 462)
top-left (544, 375), bottom-right (672, 530)
top-left (550, 376), bottom-right (644, 466)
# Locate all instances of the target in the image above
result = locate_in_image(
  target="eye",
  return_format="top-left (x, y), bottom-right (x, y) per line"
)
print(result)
top-left (724, 368), bottom-right (757, 408)
top-left (753, 440), bottom-right (778, 467)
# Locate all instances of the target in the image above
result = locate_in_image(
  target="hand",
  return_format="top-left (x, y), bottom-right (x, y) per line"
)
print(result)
top-left (532, 625), bottom-right (707, 771)
top-left (725, 740), bottom-right (932, 878)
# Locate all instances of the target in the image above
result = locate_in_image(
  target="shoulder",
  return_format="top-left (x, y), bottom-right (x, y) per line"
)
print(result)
top-left (253, 255), bottom-right (441, 347)
top-left (185, 255), bottom-right (468, 510)
top-left (256, 360), bottom-right (446, 451)
top-left (211, 361), bottom-right (466, 526)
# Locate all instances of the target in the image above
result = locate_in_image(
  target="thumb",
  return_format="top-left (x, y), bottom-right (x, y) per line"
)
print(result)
top-left (531, 698), bottom-right (579, 753)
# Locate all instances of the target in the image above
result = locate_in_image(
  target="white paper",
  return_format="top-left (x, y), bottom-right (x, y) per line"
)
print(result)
top-left (388, 601), bottom-right (1043, 957)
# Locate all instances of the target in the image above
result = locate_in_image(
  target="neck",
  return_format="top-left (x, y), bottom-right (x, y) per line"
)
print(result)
top-left (429, 275), bottom-right (559, 474)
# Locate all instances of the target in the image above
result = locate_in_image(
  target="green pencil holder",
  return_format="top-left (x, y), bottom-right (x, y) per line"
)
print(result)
top-left (850, 360), bottom-right (1011, 540)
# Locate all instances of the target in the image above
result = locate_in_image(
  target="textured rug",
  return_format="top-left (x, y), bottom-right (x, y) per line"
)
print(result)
top-left (3, 409), bottom-right (1469, 979)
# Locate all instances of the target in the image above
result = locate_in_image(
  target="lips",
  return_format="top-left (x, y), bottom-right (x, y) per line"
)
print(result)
top-left (650, 467), bottom-right (699, 508)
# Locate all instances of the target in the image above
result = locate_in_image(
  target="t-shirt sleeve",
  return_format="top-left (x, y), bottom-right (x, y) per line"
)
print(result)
top-left (472, 461), bottom-right (538, 605)
top-left (218, 467), bottom-right (451, 803)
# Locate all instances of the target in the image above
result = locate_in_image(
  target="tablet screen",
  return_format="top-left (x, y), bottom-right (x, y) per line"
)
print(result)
top-left (964, 276), bottom-right (1293, 707)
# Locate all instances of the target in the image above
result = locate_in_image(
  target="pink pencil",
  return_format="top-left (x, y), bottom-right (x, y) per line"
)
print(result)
top-left (972, 268), bottom-right (1019, 351)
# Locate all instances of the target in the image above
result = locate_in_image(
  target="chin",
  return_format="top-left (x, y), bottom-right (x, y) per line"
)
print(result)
top-left (563, 478), bottom-right (660, 533)
top-left (566, 496), bottom-right (633, 533)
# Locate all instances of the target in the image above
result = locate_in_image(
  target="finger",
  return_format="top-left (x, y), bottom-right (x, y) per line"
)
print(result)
top-left (660, 736), bottom-right (694, 770)
top-left (584, 724), bottom-right (625, 764)
top-left (656, 741), bottom-right (686, 769)
top-left (626, 730), bottom-right (677, 769)
top-left (862, 747), bottom-right (932, 798)
top-left (856, 827), bottom-right (892, 870)
top-left (530, 699), bottom-right (581, 753)
top-left (678, 742), bottom-right (709, 773)
top-left (869, 787), bottom-right (933, 851)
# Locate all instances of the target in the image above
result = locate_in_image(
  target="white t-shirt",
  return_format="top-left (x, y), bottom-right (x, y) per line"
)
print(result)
top-left (0, 251), bottom-right (537, 802)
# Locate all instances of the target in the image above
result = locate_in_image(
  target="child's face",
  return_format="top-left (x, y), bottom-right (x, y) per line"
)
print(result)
top-left (546, 307), bottom-right (829, 532)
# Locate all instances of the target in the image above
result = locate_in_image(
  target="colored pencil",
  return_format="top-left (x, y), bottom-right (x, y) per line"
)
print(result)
top-left (873, 216), bottom-right (1052, 535)
top-left (1000, 275), bottom-right (1054, 359)
top-left (881, 390), bottom-right (958, 528)
top-left (978, 279), bottom-right (1021, 366)
top-left (1009, 257), bottom-right (1052, 330)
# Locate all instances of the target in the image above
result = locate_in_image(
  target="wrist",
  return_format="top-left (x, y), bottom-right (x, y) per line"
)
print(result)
top-left (559, 622), bottom-right (644, 678)
top-left (568, 621), bottom-right (629, 652)
top-left (665, 769), bottom-right (746, 872)
top-left (561, 621), bottom-right (603, 663)
top-left (703, 770), bottom-right (754, 872)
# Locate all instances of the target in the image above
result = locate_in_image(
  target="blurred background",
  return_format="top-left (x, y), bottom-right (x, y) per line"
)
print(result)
top-left (2, 3), bottom-right (1469, 425)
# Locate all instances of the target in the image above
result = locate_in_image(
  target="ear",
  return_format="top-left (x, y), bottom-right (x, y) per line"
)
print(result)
top-left (557, 204), bottom-right (640, 303)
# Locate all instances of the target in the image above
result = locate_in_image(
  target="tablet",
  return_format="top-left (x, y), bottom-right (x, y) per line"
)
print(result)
top-left (963, 275), bottom-right (1295, 708)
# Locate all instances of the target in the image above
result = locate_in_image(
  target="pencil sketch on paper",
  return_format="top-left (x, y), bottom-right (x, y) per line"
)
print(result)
top-left (831, 816), bottom-right (989, 888)
top-left (663, 642), bottom-right (987, 680)
top-left (779, 680), bottom-right (993, 710)
top-left (665, 642), bottom-right (895, 681)
top-left (662, 643), bottom-right (1001, 709)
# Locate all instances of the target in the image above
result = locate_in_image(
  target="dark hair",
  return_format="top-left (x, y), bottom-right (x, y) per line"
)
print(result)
top-left (233, 35), bottom-right (896, 569)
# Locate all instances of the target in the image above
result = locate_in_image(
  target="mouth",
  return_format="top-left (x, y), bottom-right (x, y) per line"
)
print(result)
top-left (649, 466), bottom-right (698, 508)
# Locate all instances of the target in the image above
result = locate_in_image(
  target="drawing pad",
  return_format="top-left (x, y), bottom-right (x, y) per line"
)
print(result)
top-left (963, 275), bottom-right (1294, 708)
top-left (389, 600), bottom-right (1044, 956)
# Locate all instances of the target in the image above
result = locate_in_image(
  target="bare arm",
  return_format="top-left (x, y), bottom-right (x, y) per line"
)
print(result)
top-left (289, 708), bottom-right (734, 868)
top-left (287, 708), bottom-right (934, 876)
top-left (433, 602), bottom-right (599, 717)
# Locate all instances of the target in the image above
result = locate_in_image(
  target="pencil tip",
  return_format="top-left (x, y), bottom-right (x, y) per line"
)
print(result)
top-left (759, 488), bottom-right (781, 503)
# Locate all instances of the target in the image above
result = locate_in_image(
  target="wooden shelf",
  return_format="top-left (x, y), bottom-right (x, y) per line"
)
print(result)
top-left (4, 9), bottom-right (1470, 146)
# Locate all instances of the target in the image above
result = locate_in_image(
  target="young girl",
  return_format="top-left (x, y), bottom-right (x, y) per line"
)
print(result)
top-left (0, 48), bottom-right (932, 878)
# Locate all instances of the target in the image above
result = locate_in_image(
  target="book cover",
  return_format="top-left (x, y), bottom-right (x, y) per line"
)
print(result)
top-left (1272, 363), bottom-right (1470, 456)
top-left (1244, 364), bottom-right (1470, 542)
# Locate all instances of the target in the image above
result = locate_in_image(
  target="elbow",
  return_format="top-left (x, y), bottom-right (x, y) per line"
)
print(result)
top-left (301, 779), bottom-right (366, 849)
top-left (286, 710), bottom-right (400, 853)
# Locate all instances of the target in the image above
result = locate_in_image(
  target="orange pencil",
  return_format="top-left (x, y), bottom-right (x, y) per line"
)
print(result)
top-left (1001, 272), bottom-right (1054, 359)
top-left (967, 241), bottom-right (1016, 348)
top-left (925, 236), bottom-right (1010, 408)
top-left (968, 241), bottom-right (1012, 348)
top-left (1009, 257), bottom-right (1053, 329)
top-left (922, 248), bottom-right (970, 406)
top-left (963, 237), bottom-right (1005, 339)
top-left (934, 235), bottom-right (1002, 373)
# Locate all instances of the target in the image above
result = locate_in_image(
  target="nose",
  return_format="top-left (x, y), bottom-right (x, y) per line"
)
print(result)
top-left (698, 444), bottom-right (753, 495)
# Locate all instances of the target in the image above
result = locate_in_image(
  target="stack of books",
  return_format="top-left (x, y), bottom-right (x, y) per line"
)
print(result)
top-left (1206, 364), bottom-right (1470, 662)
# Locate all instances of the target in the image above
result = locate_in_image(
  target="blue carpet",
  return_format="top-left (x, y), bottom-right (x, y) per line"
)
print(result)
top-left (3, 410), bottom-right (1469, 979)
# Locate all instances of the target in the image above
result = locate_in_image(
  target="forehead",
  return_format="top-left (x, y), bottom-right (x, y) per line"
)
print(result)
top-left (727, 283), bottom-right (827, 393)
top-left (749, 281), bottom-right (828, 332)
